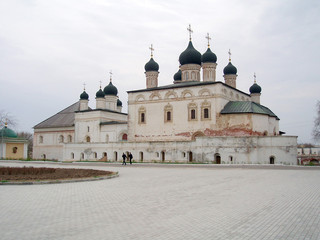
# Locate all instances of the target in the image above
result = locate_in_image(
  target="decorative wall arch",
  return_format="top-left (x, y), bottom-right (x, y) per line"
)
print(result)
top-left (198, 88), bottom-right (211, 96)
top-left (181, 89), bottom-right (194, 98)
top-left (149, 91), bottom-right (162, 100)
top-left (164, 90), bottom-right (178, 99)
top-left (191, 131), bottom-right (205, 140)
top-left (135, 94), bottom-right (146, 102)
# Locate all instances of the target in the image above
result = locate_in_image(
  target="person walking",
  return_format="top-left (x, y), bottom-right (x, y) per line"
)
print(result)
top-left (122, 153), bottom-right (127, 165)
top-left (129, 152), bottom-right (133, 164)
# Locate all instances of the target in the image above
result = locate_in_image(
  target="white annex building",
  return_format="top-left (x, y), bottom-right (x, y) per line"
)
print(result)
top-left (33, 28), bottom-right (297, 164)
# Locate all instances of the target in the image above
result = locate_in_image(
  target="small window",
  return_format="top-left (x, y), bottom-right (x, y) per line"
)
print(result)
top-left (138, 106), bottom-right (146, 124)
top-left (12, 147), bottom-right (18, 154)
top-left (204, 108), bottom-right (209, 119)
top-left (191, 109), bottom-right (196, 119)
top-left (106, 134), bottom-right (109, 143)
top-left (67, 135), bottom-right (72, 143)
top-left (39, 136), bottom-right (43, 144)
top-left (122, 134), bottom-right (127, 141)
top-left (71, 152), bottom-right (74, 159)
top-left (167, 111), bottom-right (171, 121)
top-left (59, 135), bottom-right (64, 143)
top-left (87, 126), bottom-right (90, 132)
top-left (86, 136), bottom-right (90, 142)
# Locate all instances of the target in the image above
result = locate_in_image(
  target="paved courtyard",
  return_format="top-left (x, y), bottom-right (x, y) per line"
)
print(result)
top-left (0, 161), bottom-right (320, 240)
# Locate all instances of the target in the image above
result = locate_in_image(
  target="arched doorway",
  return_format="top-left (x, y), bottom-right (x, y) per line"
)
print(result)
top-left (188, 151), bottom-right (193, 163)
top-left (270, 156), bottom-right (275, 164)
top-left (139, 151), bottom-right (144, 162)
top-left (161, 151), bottom-right (165, 162)
top-left (214, 153), bottom-right (221, 164)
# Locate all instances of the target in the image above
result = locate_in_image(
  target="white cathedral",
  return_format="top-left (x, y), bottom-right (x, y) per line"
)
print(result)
top-left (33, 28), bottom-right (297, 164)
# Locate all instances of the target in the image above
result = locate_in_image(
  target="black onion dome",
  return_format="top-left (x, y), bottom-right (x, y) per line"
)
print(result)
top-left (96, 88), bottom-right (105, 98)
top-left (249, 83), bottom-right (262, 94)
top-left (117, 99), bottom-right (122, 107)
top-left (80, 90), bottom-right (89, 100)
top-left (202, 48), bottom-right (217, 63)
top-left (179, 41), bottom-right (202, 65)
top-left (104, 82), bottom-right (118, 96)
top-left (173, 69), bottom-right (182, 81)
top-left (144, 57), bottom-right (159, 72)
top-left (223, 62), bottom-right (237, 75)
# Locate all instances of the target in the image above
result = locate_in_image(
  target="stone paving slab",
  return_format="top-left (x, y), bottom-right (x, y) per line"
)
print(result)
top-left (0, 161), bottom-right (319, 240)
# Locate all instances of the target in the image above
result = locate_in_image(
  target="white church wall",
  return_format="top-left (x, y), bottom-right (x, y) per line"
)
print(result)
top-left (75, 110), bottom-right (127, 143)
top-left (33, 127), bottom-right (74, 160)
top-left (61, 135), bottom-right (297, 165)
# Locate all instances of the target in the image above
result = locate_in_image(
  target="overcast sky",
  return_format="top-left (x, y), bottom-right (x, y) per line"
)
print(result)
top-left (0, 0), bottom-right (319, 144)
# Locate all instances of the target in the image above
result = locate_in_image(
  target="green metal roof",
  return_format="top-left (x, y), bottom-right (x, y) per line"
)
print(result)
top-left (221, 101), bottom-right (279, 120)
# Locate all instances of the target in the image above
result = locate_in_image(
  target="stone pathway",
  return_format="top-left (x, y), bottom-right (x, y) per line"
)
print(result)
top-left (0, 161), bottom-right (319, 240)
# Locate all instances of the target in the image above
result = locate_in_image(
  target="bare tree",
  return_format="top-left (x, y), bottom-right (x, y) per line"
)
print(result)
top-left (17, 131), bottom-right (33, 158)
top-left (313, 101), bottom-right (320, 141)
top-left (0, 110), bottom-right (17, 127)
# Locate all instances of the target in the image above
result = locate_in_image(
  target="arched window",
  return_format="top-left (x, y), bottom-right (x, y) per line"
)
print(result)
top-left (114, 151), bottom-right (118, 161)
top-left (71, 152), bottom-right (74, 159)
top-left (106, 134), bottom-right (109, 143)
top-left (67, 135), bottom-right (72, 143)
top-left (42, 154), bottom-right (46, 159)
top-left (86, 136), bottom-right (90, 142)
top-left (58, 135), bottom-right (64, 143)
top-left (185, 72), bottom-right (189, 80)
top-left (94, 152), bottom-right (98, 158)
top-left (122, 134), bottom-right (127, 141)
top-left (39, 136), bottom-right (43, 144)
top-left (81, 153), bottom-right (84, 160)
top-left (139, 151), bottom-right (144, 162)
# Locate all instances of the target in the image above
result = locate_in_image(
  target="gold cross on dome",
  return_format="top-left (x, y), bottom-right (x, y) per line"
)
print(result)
top-left (228, 49), bottom-right (232, 62)
top-left (206, 33), bottom-right (211, 47)
top-left (99, 80), bottom-right (102, 88)
top-left (109, 70), bottom-right (113, 82)
top-left (83, 82), bottom-right (86, 91)
top-left (187, 24), bottom-right (193, 41)
top-left (149, 44), bottom-right (154, 58)
top-left (254, 72), bottom-right (257, 83)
